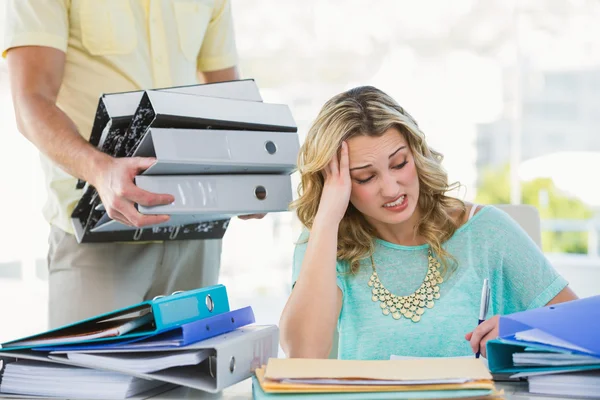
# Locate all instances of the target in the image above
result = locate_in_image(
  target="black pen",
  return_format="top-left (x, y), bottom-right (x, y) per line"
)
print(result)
top-left (476, 278), bottom-right (491, 359)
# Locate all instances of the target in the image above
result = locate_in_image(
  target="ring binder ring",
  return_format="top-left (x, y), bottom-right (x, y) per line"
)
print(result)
top-left (153, 295), bottom-right (165, 301)
top-left (171, 290), bottom-right (185, 295)
top-left (169, 226), bottom-right (180, 240)
top-left (264, 140), bottom-right (277, 155)
top-left (254, 185), bottom-right (267, 200)
top-left (133, 228), bottom-right (143, 241)
top-left (208, 355), bottom-right (217, 379)
top-left (205, 295), bottom-right (214, 312)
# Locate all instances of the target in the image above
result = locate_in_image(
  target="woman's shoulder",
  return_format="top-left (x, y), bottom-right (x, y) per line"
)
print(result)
top-left (455, 203), bottom-right (527, 236)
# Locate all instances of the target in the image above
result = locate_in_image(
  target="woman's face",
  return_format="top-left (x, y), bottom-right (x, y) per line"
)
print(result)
top-left (347, 127), bottom-right (420, 227)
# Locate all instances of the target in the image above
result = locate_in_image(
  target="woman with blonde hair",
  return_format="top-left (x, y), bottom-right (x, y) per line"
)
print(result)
top-left (279, 86), bottom-right (577, 360)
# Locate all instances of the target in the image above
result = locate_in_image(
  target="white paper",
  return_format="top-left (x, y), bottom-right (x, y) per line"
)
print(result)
top-left (280, 378), bottom-right (470, 385)
top-left (510, 369), bottom-right (584, 379)
top-left (528, 371), bottom-right (600, 398)
top-left (515, 328), bottom-right (593, 354)
top-left (0, 360), bottom-right (165, 399)
top-left (390, 355), bottom-right (489, 369)
top-left (513, 352), bottom-right (600, 367)
top-left (66, 349), bottom-right (210, 373)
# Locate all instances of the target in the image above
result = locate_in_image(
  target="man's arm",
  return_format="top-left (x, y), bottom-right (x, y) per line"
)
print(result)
top-left (7, 46), bottom-right (174, 227)
top-left (198, 66), bottom-right (239, 83)
top-left (8, 46), bottom-right (104, 183)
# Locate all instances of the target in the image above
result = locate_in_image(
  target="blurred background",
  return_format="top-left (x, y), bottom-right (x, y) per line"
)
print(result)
top-left (1, 0), bottom-right (600, 342)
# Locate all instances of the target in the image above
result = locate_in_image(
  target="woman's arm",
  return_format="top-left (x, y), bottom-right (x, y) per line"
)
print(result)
top-left (546, 286), bottom-right (578, 305)
top-left (279, 142), bottom-right (352, 358)
top-left (279, 222), bottom-right (343, 358)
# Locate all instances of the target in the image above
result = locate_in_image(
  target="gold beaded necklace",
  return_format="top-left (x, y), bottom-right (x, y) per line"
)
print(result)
top-left (368, 249), bottom-right (443, 322)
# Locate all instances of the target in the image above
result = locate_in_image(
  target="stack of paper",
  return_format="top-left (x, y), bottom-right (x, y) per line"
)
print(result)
top-left (0, 285), bottom-right (280, 397)
top-left (72, 79), bottom-right (299, 243)
top-left (65, 349), bottom-right (211, 373)
top-left (0, 360), bottom-right (167, 399)
top-left (528, 370), bottom-right (600, 398)
top-left (253, 358), bottom-right (503, 399)
top-left (513, 351), bottom-right (600, 367)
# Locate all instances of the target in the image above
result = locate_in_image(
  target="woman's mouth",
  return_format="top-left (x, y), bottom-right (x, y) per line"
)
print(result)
top-left (383, 195), bottom-right (407, 210)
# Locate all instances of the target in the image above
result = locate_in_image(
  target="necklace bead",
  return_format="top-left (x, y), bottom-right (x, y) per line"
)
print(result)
top-left (369, 249), bottom-right (443, 323)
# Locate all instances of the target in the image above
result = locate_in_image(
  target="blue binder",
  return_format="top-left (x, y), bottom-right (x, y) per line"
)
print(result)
top-left (487, 295), bottom-right (600, 374)
top-left (37, 306), bottom-right (256, 352)
top-left (1, 285), bottom-right (230, 351)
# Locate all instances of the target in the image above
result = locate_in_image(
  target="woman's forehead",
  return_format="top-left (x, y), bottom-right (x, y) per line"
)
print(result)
top-left (347, 128), bottom-right (407, 160)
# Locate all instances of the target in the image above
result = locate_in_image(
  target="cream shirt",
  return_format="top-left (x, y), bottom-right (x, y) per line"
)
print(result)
top-left (3, 0), bottom-right (238, 233)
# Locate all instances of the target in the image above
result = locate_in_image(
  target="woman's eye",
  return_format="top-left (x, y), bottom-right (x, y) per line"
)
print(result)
top-left (356, 176), bottom-right (374, 184)
top-left (393, 161), bottom-right (408, 170)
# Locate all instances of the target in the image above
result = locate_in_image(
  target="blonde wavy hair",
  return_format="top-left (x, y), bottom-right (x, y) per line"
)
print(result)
top-left (291, 86), bottom-right (466, 275)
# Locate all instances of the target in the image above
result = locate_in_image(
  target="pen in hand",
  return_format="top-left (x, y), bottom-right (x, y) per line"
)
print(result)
top-left (475, 278), bottom-right (491, 359)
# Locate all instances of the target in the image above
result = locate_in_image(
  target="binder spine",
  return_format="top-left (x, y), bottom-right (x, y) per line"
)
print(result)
top-left (0, 358), bottom-right (7, 385)
top-left (181, 306), bottom-right (256, 345)
top-left (152, 285), bottom-right (230, 330)
top-left (214, 326), bottom-right (279, 392)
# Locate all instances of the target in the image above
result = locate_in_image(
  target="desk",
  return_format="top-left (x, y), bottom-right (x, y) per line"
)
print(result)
top-left (145, 380), bottom-right (591, 400)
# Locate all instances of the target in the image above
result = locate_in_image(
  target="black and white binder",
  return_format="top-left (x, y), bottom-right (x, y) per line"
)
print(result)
top-left (134, 128), bottom-right (299, 175)
top-left (90, 174), bottom-right (293, 233)
top-left (70, 80), bottom-right (299, 244)
top-left (87, 79), bottom-right (264, 151)
top-left (113, 90), bottom-right (297, 158)
top-left (79, 79), bottom-right (265, 189)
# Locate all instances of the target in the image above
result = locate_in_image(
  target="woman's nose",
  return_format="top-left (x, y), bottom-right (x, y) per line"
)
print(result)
top-left (380, 173), bottom-right (400, 199)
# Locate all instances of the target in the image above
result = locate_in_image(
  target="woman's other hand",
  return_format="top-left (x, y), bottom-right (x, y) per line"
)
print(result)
top-left (465, 315), bottom-right (500, 358)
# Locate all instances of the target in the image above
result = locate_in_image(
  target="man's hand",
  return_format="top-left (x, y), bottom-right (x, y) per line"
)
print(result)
top-left (237, 214), bottom-right (266, 220)
top-left (465, 315), bottom-right (500, 358)
top-left (91, 156), bottom-right (175, 227)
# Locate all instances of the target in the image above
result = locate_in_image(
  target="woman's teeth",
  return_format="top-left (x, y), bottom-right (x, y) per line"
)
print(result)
top-left (383, 195), bottom-right (405, 208)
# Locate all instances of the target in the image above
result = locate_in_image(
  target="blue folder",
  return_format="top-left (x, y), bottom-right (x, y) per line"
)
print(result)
top-left (0, 285), bottom-right (230, 351)
top-left (37, 306), bottom-right (255, 352)
top-left (487, 295), bottom-right (600, 374)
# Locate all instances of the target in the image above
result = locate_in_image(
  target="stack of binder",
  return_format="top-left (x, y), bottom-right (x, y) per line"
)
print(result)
top-left (0, 285), bottom-right (279, 399)
top-left (252, 358), bottom-right (503, 399)
top-left (487, 295), bottom-right (600, 398)
top-left (72, 79), bottom-right (300, 243)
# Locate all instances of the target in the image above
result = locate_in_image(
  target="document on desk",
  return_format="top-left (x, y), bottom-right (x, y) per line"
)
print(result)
top-left (256, 358), bottom-right (500, 399)
top-left (264, 357), bottom-right (493, 384)
top-left (279, 378), bottom-right (470, 385)
top-left (390, 355), bottom-right (489, 369)
top-left (65, 349), bottom-right (210, 373)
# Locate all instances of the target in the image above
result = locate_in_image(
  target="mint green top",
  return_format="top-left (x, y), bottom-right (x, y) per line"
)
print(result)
top-left (292, 206), bottom-right (568, 360)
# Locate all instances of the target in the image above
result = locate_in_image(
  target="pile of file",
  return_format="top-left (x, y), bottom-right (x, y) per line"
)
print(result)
top-left (487, 295), bottom-right (600, 398)
top-left (72, 79), bottom-right (299, 243)
top-left (0, 285), bottom-right (279, 399)
top-left (253, 358), bottom-right (503, 399)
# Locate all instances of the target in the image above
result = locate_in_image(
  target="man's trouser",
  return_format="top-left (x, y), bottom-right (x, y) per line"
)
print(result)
top-left (47, 226), bottom-right (222, 329)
